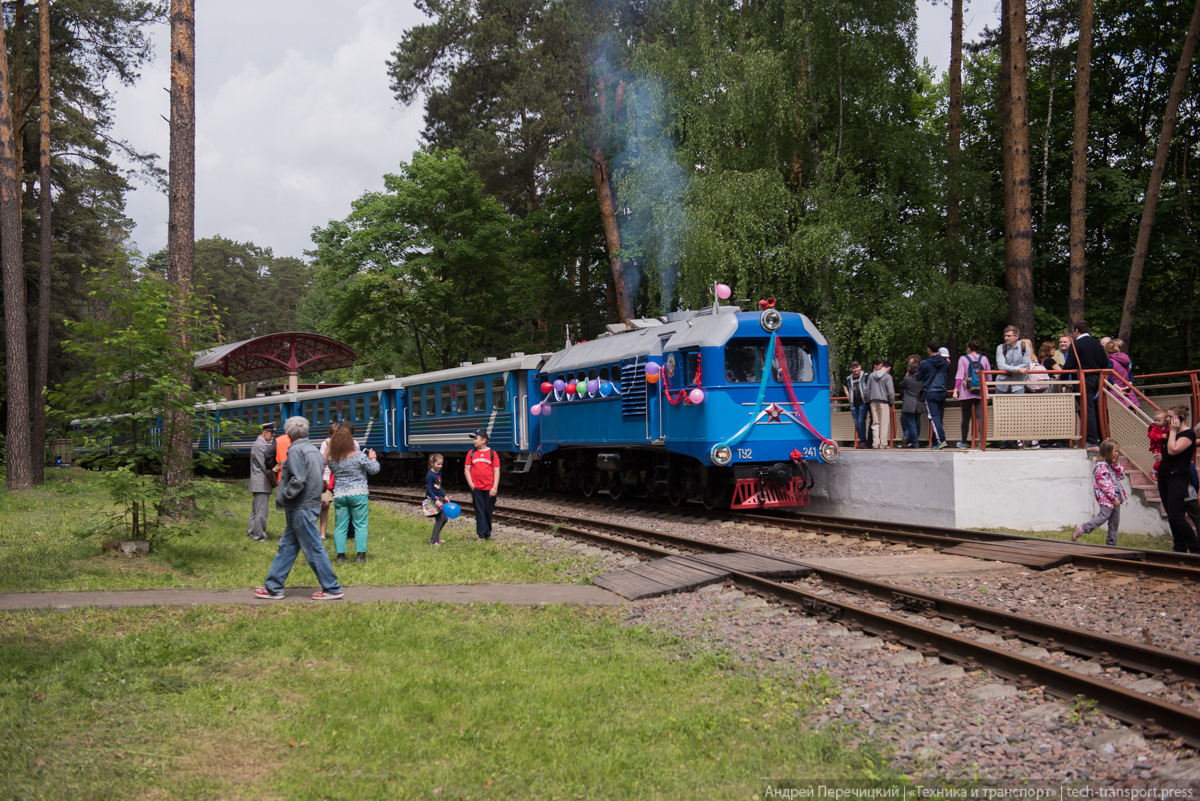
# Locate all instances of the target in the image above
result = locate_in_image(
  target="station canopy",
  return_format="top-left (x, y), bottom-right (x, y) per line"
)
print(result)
top-left (195, 333), bottom-right (357, 384)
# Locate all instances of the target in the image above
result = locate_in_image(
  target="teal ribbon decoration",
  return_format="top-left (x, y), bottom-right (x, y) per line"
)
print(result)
top-left (717, 330), bottom-right (778, 449)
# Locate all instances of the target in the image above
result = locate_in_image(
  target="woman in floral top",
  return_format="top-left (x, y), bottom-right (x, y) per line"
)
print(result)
top-left (325, 426), bottom-right (379, 562)
top-left (1073, 439), bottom-right (1127, 545)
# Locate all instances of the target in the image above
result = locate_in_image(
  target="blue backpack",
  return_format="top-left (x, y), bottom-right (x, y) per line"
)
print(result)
top-left (965, 356), bottom-right (982, 392)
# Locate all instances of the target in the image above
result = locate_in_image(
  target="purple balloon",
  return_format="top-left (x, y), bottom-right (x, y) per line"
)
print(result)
top-left (644, 363), bottom-right (660, 377)
top-left (540, 403), bottom-right (552, 416)
top-left (553, 379), bottom-right (565, 392)
top-left (587, 379), bottom-right (599, 394)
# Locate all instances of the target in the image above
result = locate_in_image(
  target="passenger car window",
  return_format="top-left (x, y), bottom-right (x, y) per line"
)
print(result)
top-left (354, 398), bottom-right (366, 423)
top-left (492, 377), bottom-right (505, 411)
top-left (441, 386), bottom-right (452, 415)
top-left (411, 393), bottom-right (421, 418)
top-left (369, 396), bottom-right (380, 421)
top-left (316, 403), bottom-right (326, 426)
top-left (425, 387), bottom-right (436, 416)
top-left (474, 380), bottom-right (486, 412)
top-left (456, 382), bottom-right (468, 414)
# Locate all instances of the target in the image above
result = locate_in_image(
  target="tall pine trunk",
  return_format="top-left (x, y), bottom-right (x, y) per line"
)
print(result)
top-left (1069, 0), bottom-right (1093, 327)
top-left (1119, 0), bottom-right (1200, 343)
top-left (1002, 0), bottom-right (1035, 338)
top-left (589, 72), bottom-right (632, 326)
top-left (163, 0), bottom-right (196, 499)
top-left (0, 14), bottom-right (32, 490)
top-left (32, 0), bottom-right (51, 485)
top-left (947, 0), bottom-right (962, 283)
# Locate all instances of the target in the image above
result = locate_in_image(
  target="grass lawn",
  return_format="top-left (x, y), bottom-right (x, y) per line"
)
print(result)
top-left (1, 469), bottom-right (596, 593)
top-left (0, 603), bottom-right (899, 800)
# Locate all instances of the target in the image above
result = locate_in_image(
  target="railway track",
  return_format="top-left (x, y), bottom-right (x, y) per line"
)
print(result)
top-left (372, 488), bottom-right (1200, 749)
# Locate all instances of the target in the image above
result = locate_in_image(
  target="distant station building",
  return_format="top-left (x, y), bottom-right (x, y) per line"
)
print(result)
top-left (195, 333), bottom-right (358, 400)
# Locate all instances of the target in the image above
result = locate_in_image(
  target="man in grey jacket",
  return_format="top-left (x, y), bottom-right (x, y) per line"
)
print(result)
top-left (254, 416), bottom-right (344, 601)
top-left (865, 359), bottom-right (895, 449)
top-left (247, 422), bottom-right (275, 542)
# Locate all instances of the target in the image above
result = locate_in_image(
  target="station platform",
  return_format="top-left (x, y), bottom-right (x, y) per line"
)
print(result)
top-left (806, 448), bottom-right (1170, 537)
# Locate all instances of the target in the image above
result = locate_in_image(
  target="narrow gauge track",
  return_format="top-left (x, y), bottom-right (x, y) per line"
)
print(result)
top-left (373, 488), bottom-right (1200, 749)
top-left (381, 481), bottom-right (1200, 583)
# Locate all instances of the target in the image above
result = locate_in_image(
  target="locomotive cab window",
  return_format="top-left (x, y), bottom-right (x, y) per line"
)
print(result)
top-left (474, 380), bottom-right (486, 412)
top-left (724, 339), bottom-right (816, 384)
top-left (492, 377), bottom-right (505, 411)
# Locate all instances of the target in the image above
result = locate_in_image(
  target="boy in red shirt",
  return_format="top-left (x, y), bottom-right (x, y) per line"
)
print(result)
top-left (464, 429), bottom-right (499, 540)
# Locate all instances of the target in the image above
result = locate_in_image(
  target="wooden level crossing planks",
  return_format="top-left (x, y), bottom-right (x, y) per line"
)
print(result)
top-left (593, 555), bottom-right (728, 600)
top-left (687, 552), bottom-right (815, 580)
top-left (943, 538), bottom-right (1149, 570)
top-left (593, 553), bottom-right (815, 600)
top-left (941, 542), bottom-right (1071, 570)
top-left (988, 539), bottom-right (1147, 561)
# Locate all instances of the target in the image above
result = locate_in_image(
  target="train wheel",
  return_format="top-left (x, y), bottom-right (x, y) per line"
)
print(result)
top-left (700, 470), bottom-right (729, 511)
top-left (581, 474), bottom-right (596, 498)
top-left (666, 482), bottom-right (686, 507)
top-left (608, 475), bottom-right (623, 501)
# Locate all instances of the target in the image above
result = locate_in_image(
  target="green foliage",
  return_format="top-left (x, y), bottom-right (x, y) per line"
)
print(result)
top-left (47, 261), bottom-right (232, 547)
top-left (311, 149), bottom-right (523, 373)
top-left (145, 237), bottom-right (314, 343)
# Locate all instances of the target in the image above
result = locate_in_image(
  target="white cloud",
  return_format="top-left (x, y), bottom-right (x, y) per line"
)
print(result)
top-left (114, 0), bottom-right (427, 260)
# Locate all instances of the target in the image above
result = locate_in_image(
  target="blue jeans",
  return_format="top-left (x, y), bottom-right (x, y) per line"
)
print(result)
top-left (850, 405), bottom-right (868, 445)
top-left (264, 507), bottom-right (342, 594)
top-left (901, 412), bottom-right (921, 446)
top-left (925, 395), bottom-right (946, 446)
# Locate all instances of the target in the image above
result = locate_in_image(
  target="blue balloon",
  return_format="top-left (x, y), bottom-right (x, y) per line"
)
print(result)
top-left (599, 381), bottom-right (613, 397)
top-left (442, 502), bottom-right (461, 519)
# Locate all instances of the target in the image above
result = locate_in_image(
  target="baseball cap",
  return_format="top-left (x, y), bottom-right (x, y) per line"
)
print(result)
top-left (938, 347), bottom-right (950, 358)
top-left (468, 429), bottom-right (489, 440)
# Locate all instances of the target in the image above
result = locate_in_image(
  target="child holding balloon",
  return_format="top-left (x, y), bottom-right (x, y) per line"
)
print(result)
top-left (425, 453), bottom-right (451, 545)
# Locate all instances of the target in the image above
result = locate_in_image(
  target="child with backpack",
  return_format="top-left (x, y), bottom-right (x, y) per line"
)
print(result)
top-left (1073, 439), bottom-right (1128, 545)
top-left (952, 340), bottom-right (990, 449)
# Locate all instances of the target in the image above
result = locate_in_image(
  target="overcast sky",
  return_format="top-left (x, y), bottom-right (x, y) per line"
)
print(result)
top-left (111, 0), bottom-right (993, 262)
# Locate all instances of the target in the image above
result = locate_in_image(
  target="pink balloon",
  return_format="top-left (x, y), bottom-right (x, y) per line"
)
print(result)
top-left (716, 283), bottom-right (731, 300)
top-left (531, 404), bottom-right (542, 416)
top-left (689, 388), bottom-right (706, 404)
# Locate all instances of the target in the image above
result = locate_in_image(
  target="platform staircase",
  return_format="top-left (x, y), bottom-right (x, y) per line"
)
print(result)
top-left (1119, 457), bottom-right (1166, 520)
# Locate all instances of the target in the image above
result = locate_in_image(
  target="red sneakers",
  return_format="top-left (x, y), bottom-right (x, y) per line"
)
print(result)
top-left (311, 590), bottom-right (345, 601)
top-left (253, 587), bottom-right (284, 600)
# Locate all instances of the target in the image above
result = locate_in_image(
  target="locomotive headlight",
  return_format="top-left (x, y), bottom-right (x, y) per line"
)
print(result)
top-left (819, 441), bottom-right (841, 462)
top-left (759, 308), bottom-right (782, 332)
top-left (710, 445), bottom-right (733, 466)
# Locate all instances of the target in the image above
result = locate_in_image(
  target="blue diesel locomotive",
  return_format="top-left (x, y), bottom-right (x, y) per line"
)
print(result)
top-left (79, 302), bottom-right (838, 510)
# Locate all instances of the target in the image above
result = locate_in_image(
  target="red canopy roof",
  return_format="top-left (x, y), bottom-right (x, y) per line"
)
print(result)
top-left (194, 333), bottom-right (357, 383)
